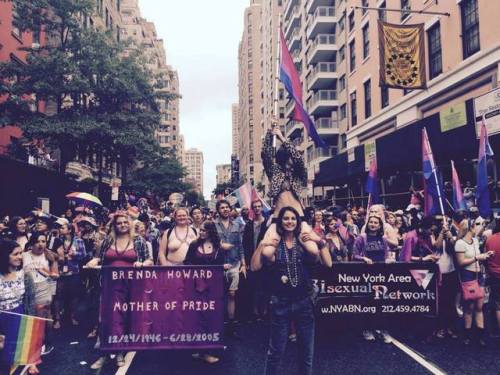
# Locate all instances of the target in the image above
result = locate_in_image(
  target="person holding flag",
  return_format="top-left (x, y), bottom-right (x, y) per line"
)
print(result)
top-left (0, 239), bottom-right (41, 374)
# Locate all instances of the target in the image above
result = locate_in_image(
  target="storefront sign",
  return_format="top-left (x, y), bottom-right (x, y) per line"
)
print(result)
top-left (364, 142), bottom-right (377, 172)
top-left (474, 87), bottom-right (500, 136)
top-left (100, 266), bottom-right (224, 351)
top-left (439, 102), bottom-right (467, 132)
top-left (312, 263), bottom-right (438, 324)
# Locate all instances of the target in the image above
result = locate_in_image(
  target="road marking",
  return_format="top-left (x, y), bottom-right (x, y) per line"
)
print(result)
top-left (114, 351), bottom-right (136, 375)
top-left (389, 336), bottom-right (447, 375)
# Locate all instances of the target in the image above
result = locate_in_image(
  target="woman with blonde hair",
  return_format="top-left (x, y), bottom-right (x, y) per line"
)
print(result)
top-left (158, 207), bottom-right (198, 266)
top-left (86, 212), bottom-right (153, 369)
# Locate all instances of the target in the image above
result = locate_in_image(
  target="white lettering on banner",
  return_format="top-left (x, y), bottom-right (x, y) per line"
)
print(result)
top-left (182, 300), bottom-right (216, 311)
top-left (113, 301), bottom-right (160, 312)
top-left (372, 285), bottom-right (435, 300)
top-left (165, 269), bottom-right (213, 280)
top-left (110, 269), bottom-right (214, 280)
top-left (112, 270), bottom-right (158, 280)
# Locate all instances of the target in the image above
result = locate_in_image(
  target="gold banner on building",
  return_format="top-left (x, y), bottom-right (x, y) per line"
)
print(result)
top-left (378, 21), bottom-right (426, 89)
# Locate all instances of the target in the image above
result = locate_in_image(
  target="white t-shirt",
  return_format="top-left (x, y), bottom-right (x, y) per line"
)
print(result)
top-left (455, 238), bottom-right (481, 273)
top-left (437, 250), bottom-right (455, 274)
top-left (22, 251), bottom-right (50, 284)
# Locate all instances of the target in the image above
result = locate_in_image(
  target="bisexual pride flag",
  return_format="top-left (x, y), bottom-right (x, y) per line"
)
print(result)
top-left (279, 30), bottom-right (326, 147)
top-left (0, 311), bottom-right (46, 366)
top-left (476, 116), bottom-right (494, 217)
top-left (451, 160), bottom-right (466, 211)
top-left (232, 182), bottom-right (271, 219)
top-left (422, 128), bottom-right (443, 216)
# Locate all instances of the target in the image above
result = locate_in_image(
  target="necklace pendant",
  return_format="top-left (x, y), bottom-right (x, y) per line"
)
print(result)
top-left (281, 275), bottom-right (289, 284)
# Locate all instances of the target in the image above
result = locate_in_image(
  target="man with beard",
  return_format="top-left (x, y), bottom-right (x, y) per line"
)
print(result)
top-left (214, 200), bottom-right (245, 337)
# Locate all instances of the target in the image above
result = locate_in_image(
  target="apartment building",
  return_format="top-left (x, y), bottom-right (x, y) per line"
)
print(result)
top-left (232, 103), bottom-right (240, 156)
top-left (216, 164), bottom-right (232, 185)
top-left (280, 0), bottom-right (340, 205)
top-left (120, 0), bottom-right (182, 157)
top-left (311, 0), bottom-right (500, 208)
top-left (238, 0), bottom-right (265, 186)
top-left (184, 148), bottom-right (204, 194)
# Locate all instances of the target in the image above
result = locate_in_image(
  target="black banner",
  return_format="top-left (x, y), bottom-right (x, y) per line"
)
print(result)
top-left (312, 262), bottom-right (438, 323)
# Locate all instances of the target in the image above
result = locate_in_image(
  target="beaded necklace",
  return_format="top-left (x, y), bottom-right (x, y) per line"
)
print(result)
top-left (174, 226), bottom-right (190, 244)
top-left (280, 237), bottom-right (299, 287)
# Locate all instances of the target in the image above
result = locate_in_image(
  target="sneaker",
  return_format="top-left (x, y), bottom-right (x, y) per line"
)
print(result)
top-left (41, 345), bottom-right (54, 356)
top-left (90, 357), bottom-right (106, 370)
top-left (435, 329), bottom-right (446, 339)
top-left (363, 330), bottom-right (375, 341)
top-left (289, 333), bottom-right (297, 342)
top-left (379, 331), bottom-right (392, 344)
top-left (116, 353), bottom-right (125, 367)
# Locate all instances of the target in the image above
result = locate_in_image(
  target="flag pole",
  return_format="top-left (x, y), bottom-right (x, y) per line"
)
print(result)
top-left (424, 129), bottom-right (446, 216)
top-left (424, 129), bottom-right (447, 255)
top-left (272, 14), bottom-right (282, 154)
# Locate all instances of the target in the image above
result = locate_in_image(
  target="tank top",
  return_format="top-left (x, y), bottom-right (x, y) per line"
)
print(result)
top-left (104, 246), bottom-right (137, 267)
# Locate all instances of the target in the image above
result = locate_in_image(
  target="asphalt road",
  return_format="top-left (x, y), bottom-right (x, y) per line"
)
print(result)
top-left (34, 318), bottom-right (500, 375)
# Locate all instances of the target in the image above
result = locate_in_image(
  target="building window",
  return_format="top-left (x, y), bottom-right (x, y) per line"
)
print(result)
top-left (339, 75), bottom-right (346, 92)
top-left (349, 40), bottom-right (356, 72)
top-left (401, 0), bottom-right (410, 21)
top-left (348, 12), bottom-right (355, 32)
top-left (379, 1), bottom-right (387, 22)
top-left (362, 0), bottom-right (368, 15)
top-left (350, 91), bottom-right (357, 126)
top-left (381, 86), bottom-right (389, 108)
top-left (341, 134), bottom-right (347, 149)
top-left (117, 0), bottom-right (121, 11)
top-left (427, 23), bottom-right (442, 79)
top-left (339, 45), bottom-right (345, 62)
top-left (461, 0), bottom-right (480, 59)
top-left (362, 23), bottom-right (369, 59)
top-left (339, 15), bottom-right (345, 32)
top-left (364, 80), bottom-right (371, 119)
top-left (340, 104), bottom-right (347, 120)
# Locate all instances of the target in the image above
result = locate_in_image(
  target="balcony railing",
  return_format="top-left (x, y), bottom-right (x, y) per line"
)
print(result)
top-left (307, 90), bottom-right (337, 109)
top-left (307, 6), bottom-right (335, 28)
top-left (284, 0), bottom-right (300, 21)
top-left (315, 117), bottom-right (338, 129)
top-left (310, 33), bottom-right (336, 48)
top-left (291, 49), bottom-right (301, 61)
top-left (306, 62), bottom-right (337, 88)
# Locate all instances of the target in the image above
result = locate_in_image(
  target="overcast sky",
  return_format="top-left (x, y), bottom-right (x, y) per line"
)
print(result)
top-left (140, 0), bottom-right (249, 199)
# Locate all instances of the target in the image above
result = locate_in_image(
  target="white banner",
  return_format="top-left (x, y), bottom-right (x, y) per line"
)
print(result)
top-left (474, 87), bottom-right (500, 136)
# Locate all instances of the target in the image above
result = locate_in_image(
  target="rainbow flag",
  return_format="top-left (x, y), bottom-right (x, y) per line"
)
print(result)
top-left (0, 311), bottom-right (45, 366)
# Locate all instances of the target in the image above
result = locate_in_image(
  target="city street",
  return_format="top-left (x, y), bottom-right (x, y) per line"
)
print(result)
top-left (34, 319), bottom-right (499, 375)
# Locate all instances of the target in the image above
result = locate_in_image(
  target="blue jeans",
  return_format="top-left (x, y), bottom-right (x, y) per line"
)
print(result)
top-left (264, 295), bottom-right (315, 375)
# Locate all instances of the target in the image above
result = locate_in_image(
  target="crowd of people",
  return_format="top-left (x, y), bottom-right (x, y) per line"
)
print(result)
top-left (0, 195), bottom-right (499, 374)
top-left (0, 124), bottom-right (498, 375)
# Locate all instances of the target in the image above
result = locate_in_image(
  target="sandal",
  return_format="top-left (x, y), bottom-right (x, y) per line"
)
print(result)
top-left (87, 328), bottom-right (97, 339)
top-left (90, 357), bottom-right (106, 370)
top-left (203, 354), bottom-right (220, 364)
top-left (116, 353), bottom-right (125, 367)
